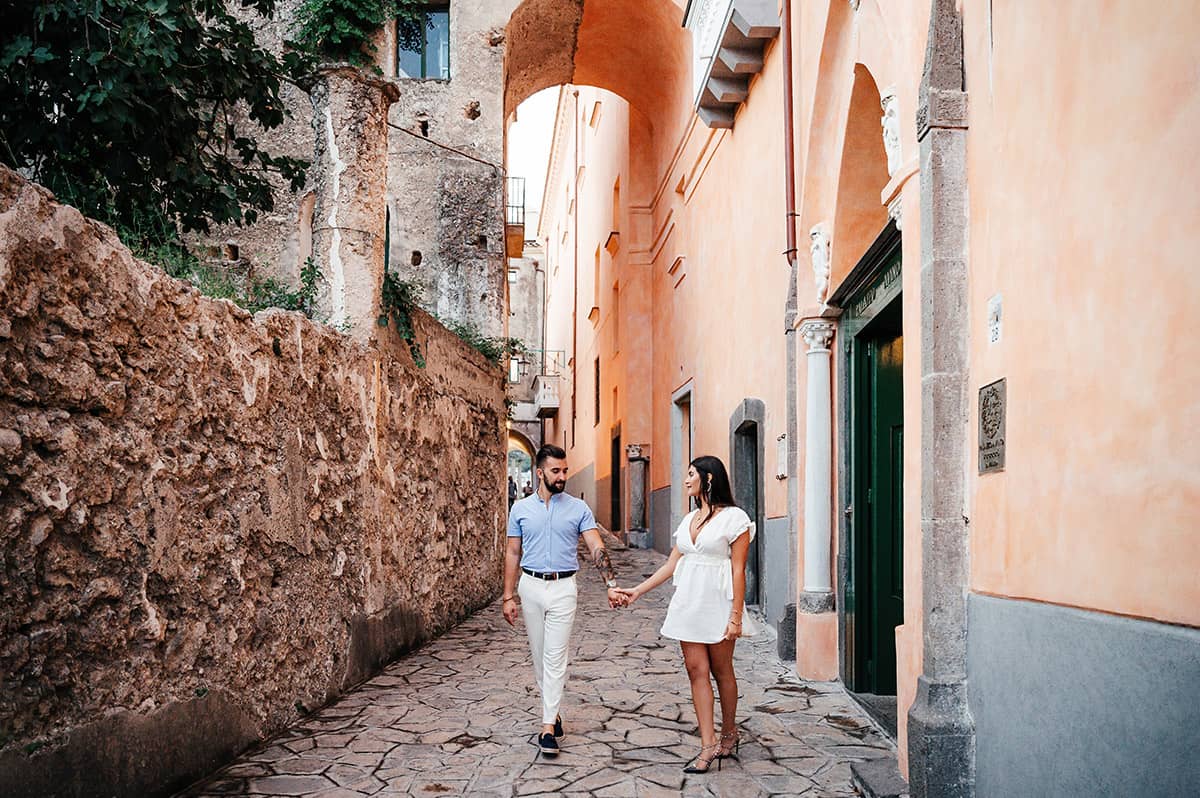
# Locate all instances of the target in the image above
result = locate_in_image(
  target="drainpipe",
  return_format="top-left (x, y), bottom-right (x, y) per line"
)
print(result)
top-left (571, 88), bottom-right (581, 447)
top-left (779, 0), bottom-right (801, 661)
top-left (535, 260), bottom-right (547, 446)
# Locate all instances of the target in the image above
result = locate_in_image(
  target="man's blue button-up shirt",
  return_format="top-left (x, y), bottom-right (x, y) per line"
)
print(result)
top-left (507, 492), bottom-right (598, 572)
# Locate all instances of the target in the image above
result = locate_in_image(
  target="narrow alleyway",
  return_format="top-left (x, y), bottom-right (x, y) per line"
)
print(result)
top-left (180, 549), bottom-right (895, 797)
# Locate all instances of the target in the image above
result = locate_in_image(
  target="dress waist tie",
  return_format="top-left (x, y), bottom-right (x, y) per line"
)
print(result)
top-left (673, 553), bottom-right (735, 600)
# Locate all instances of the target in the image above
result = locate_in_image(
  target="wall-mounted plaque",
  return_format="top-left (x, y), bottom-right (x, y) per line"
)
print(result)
top-left (979, 379), bottom-right (1006, 473)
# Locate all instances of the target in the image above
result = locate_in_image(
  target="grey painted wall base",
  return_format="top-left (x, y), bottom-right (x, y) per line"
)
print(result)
top-left (778, 602), bottom-right (797, 660)
top-left (564, 462), bottom-right (595, 509)
top-left (626, 529), bottom-right (652, 549)
top-left (650, 486), bottom-right (672, 554)
top-left (760, 516), bottom-right (790, 627)
top-left (968, 594), bottom-right (1200, 798)
top-left (595, 474), bottom-right (612, 530)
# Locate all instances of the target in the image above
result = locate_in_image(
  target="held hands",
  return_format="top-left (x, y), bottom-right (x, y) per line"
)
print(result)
top-left (610, 587), bottom-right (639, 608)
top-left (606, 587), bottom-right (629, 609)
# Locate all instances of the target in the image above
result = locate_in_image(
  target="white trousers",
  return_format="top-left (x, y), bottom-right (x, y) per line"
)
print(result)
top-left (518, 573), bottom-right (578, 724)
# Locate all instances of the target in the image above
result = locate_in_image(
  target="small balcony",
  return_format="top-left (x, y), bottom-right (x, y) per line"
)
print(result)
top-left (506, 176), bottom-right (526, 258)
top-left (684, 0), bottom-right (780, 129)
top-left (532, 374), bottom-right (560, 418)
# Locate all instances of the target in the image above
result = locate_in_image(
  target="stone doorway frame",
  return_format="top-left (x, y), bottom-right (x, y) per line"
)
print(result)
top-left (829, 219), bottom-right (903, 691)
top-left (729, 398), bottom-right (767, 609)
top-left (670, 381), bottom-right (695, 534)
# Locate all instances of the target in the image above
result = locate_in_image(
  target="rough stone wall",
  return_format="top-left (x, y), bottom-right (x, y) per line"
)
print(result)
top-left (0, 168), bottom-right (507, 798)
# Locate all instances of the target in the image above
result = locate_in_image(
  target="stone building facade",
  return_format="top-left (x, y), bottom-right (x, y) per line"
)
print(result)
top-left (504, 241), bottom-right (547, 488)
top-left (205, 0), bottom-right (519, 336)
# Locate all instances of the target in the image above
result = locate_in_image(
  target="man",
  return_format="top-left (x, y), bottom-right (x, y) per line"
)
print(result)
top-left (503, 444), bottom-right (624, 757)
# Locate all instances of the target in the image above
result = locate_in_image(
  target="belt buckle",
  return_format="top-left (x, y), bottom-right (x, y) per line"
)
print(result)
top-left (549, 571), bottom-right (559, 581)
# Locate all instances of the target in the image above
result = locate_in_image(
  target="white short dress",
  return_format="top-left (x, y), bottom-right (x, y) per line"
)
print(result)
top-left (660, 506), bottom-right (758, 644)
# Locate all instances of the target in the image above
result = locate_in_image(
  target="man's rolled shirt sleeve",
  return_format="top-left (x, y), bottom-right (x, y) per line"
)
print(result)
top-left (578, 503), bottom-right (598, 534)
top-left (507, 504), bottom-right (523, 538)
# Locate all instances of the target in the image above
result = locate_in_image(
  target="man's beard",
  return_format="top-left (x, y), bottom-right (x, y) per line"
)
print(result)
top-left (546, 479), bottom-right (567, 494)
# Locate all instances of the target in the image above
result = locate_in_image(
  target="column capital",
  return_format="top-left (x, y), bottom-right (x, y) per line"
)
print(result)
top-left (798, 319), bottom-right (836, 352)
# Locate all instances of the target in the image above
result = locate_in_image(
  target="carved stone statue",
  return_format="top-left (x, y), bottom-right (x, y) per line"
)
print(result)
top-left (881, 92), bottom-right (901, 176)
top-left (809, 223), bottom-right (831, 306)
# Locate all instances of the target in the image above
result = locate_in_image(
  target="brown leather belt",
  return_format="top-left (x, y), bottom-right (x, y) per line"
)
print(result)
top-left (522, 567), bottom-right (577, 581)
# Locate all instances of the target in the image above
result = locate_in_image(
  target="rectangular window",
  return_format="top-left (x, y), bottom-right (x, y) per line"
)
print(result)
top-left (612, 281), bottom-right (620, 351)
top-left (591, 245), bottom-right (601, 321)
top-left (398, 5), bottom-right (450, 79)
top-left (612, 177), bottom-right (621, 233)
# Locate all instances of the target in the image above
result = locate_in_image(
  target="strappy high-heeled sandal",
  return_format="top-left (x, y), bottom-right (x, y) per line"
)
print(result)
top-left (717, 730), bottom-right (740, 760)
top-left (682, 742), bottom-right (722, 774)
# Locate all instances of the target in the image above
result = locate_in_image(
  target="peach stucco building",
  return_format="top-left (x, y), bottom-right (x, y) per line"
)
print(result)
top-left (510, 1), bottom-right (1200, 795)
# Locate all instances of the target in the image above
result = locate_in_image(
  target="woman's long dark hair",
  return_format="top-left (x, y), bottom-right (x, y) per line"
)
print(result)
top-left (691, 455), bottom-right (737, 525)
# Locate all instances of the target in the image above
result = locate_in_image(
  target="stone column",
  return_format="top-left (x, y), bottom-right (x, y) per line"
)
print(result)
top-left (626, 444), bottom-right (652, 549)
top-left (309, 65), bottom-right (400, 340)
top-left (795, 319), bottom-right (839, 680)
top-left (799, 319), bottom-right (836, 598)
top-left (906, 1), bottom-right (976, 796)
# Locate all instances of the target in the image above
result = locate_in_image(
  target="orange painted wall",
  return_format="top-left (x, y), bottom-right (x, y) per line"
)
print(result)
top-left (646, 43), bottom-right (791, 523)
top-left (517, 0), bottom-right (1200, 783)
top-left (537, 13), bottom-right (794, 531)
top-left (539, 87), bottom-right (656, 528)
top-left (962, 2), bottom-right (1200, 627)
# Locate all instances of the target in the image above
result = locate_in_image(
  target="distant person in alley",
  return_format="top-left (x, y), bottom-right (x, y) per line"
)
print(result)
top-left (502, 444), bottom-right (625, 757)
top-left (614, 455), bottom-right (756, 774)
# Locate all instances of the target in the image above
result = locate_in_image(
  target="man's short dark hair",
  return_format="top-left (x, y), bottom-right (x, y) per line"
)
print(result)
top-left (536, 444), bottom-right (567, 468)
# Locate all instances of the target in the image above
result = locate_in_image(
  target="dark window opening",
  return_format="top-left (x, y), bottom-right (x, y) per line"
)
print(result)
top-left (594, 358), bottom-right (601, 426)
top-left (398, 5), bottom-right (450, 80)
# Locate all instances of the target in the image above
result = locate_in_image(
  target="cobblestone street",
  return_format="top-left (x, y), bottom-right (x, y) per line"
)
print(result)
top-left (180, 549), bottom-right (895, 797)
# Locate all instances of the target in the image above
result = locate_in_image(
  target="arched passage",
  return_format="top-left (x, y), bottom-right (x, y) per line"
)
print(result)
top-left (504, 0), bottom-right (691, 165)
top-left (507, 429), bottom-right (536, 499)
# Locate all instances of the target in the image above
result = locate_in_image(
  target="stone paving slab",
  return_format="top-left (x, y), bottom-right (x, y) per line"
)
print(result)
top-left (178, 549), bottom-right (895, 797)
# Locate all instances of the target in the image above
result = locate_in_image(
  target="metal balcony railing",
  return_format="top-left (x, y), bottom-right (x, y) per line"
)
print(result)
top-left (506, 176), bottom-right (526, 227)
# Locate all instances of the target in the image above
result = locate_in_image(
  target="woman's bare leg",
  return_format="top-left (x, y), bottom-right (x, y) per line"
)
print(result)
top-left (681, 642), bottom-right (718, 748)
top-left (707, 638), bottom-right (739, 742)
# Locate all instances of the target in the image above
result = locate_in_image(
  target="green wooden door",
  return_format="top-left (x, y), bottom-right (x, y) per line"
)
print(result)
top-left (850, 296), bottom-right (904, 694)
top-left (867, 321), bottom-right (903, 693)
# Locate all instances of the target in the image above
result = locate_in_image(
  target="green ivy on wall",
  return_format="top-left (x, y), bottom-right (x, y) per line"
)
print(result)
top-left (294, 0), bottom-right (427, 68)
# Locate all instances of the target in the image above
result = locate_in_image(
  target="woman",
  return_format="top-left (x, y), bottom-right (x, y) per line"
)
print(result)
top-left (615, 455), bottom-right (755, 774)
